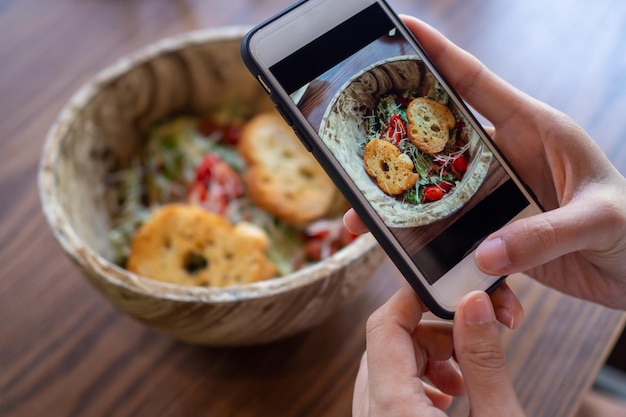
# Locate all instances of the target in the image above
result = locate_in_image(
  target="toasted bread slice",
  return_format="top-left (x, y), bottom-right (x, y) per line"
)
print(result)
top-left (363, 139), bottom-right (419, 195)
top-left (238, 113), bottom-right (335, 224)
top-left (406, 97), bottom-right (456, 155)
top-left (127, 204), bottom-right (276, 287)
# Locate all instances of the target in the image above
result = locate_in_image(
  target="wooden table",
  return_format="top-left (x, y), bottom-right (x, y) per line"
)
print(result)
top-left (1, 1), bottom-right (625, 416)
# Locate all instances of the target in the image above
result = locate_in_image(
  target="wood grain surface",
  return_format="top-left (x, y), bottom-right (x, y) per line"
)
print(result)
top-left (1, 1), bottom-right (625, 417)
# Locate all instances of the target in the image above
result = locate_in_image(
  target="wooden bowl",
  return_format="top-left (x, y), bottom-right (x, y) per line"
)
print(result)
top-left (38, 26), bottom-right (385, 346)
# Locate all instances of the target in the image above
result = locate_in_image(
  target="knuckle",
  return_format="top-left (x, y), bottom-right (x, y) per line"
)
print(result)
top-left (461, 341), bottom-right (507, 370)
top-left (371, 396), bottom-right (403, 414)
top-left (365, 308), bottom-right (388, 337)
top-left (594, 190), bottom-right (626, 224)
top-left (510, 216), bottom-right (558, 261)
top-left (532, 217), bottom-right (560, 253)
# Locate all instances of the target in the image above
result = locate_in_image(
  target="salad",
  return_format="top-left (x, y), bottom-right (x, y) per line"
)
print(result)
top-left (364, 91), bottom-right (470, 204)
top-left (107, 109), bottom-right (355, 278)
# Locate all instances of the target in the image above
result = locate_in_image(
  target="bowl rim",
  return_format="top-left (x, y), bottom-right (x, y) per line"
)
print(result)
top-left (318, 56), bottom-right (492, 228)
top-left (38, 25), bottom-right (379, 304)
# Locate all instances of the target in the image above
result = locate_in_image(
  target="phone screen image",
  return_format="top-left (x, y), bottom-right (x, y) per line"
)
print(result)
top-left (267, 3), bottom-right (531, 286)
top-left (241, 0), bottom-right (545, 315)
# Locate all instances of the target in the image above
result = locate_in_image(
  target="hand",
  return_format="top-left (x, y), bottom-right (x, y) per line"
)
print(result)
top-left (348, 16), bottom-right (626, 310)
top-left (404, 15), bottom-right (626, 309)
top-left (353, 286), bottom-right (525, 417)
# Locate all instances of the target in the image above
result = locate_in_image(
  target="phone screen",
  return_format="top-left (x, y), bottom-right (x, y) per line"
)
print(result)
top-left (265, 3), bottom-right (532, 286)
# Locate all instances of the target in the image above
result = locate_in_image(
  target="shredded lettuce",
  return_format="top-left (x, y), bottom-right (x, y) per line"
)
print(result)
top-left (108, 166), bottom-right (152, 265)
top-left (366, 91), bottom-right (470, 206)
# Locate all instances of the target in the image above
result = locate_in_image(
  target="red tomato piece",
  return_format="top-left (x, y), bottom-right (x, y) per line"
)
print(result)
top-left (395, 95), bottom-right (413, 107)
top-left (223, 126), bottom-right (242, 146)
top-left (195, 154), bottom-right (220, 182)
top-left (188, 181), bottom-right (208, 202)
top-left (452, 154), bottom-right (468, 174)
top-left (211, 160), bottom-right (244, 199)
top-left (386, 114), bottom-right (406, 146)
top-left (304, 239), bottom-right (324, 261)
top-left (423, 186), bottom-right (444, 202)
top-left (438, 181), bottom-right (454, 193)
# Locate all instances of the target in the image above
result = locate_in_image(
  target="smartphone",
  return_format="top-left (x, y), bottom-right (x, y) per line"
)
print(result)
top-left (241, 0), bottom-right (543, 318)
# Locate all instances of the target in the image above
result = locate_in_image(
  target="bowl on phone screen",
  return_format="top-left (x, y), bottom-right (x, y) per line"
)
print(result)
top-left (318, 57), bottom-right (492, 228)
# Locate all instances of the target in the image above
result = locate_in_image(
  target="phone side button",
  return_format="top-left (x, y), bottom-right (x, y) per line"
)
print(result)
top-left (256, 75), bottom-right (271, 94)
top-left (293, 128), bottom-right (313, 152)
top-left (274, 104), bottom-right (293, 126)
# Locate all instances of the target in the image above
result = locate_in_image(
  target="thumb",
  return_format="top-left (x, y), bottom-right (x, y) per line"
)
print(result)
top-left (475, 201), bottom-right (611, 276)
top-left (454, 292), bottom-right (524, 416)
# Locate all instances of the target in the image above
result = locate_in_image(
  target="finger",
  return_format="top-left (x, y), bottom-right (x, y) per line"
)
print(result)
top-left (423, 381), bottom-right (455, 411)
top-left (489, 281), bottom-right (524, 330)
top-left (413, 321), bottom-right (454, 362)
top-left (413, 321), bottom-right (465, 396)
top-left (343, 209), bottom-right (369, 235)
top-left (422, 358), bottom-right (465, 398)
top-left (400, 15), bottom-right (536, 127)
top-left (453, 291), bottom-right (524, 415)
top-left (475, 197), bottom-right (622, 277)
top-left (365, 286), bottom-right (427, 403)
top-left (352, 353), bottom-right (370, 417)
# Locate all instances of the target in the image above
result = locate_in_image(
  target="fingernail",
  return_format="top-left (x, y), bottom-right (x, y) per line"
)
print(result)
top-left (496, 307), bottom-right (516, 329)
top-left (476, 237), bottom-right (510, 273)
top-left (464, 292), bottom-right (496, 324)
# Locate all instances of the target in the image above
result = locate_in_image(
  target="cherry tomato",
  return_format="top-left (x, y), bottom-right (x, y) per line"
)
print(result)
top-left (223, 126), bottom-right (242, 146)
top-left (198, 120), bottom-right (242, 145)
top-left (187, 181), bottom-right (208, 202)
top-left (195, 154), bottom-right (220, 182)
top-left (386, 114), bottom-right (406, 146)
top-left (423, 186), bottom-right (444, 202)
top-left (211, 160), bottom-right (244, 199)
top-left (304, 239), bottom-right (324, 261)
top-left (452, 154), bottom-right (468, 174)
top-left (395, 95), bottom-right (413, 107)
top-left (438, 181), bottom-right (454, 193)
